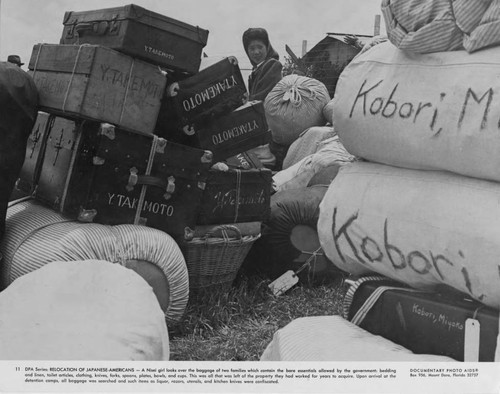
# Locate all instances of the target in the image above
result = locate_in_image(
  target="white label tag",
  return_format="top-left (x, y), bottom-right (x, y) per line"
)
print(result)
top-left (268, 270), bottom-right (299, 296)
top-left (464, 318), bottom-right (480, 362)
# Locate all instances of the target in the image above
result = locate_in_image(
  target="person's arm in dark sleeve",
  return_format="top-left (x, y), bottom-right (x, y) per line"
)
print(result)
top-left (249, 59), bottom-right (283, 101)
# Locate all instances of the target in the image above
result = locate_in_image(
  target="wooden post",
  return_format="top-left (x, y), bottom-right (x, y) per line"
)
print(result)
top-left (285, 45), bottom-right (306, 75)
top-left (374, 14), bottom-right (381, 36)
top-left (302, 40), bottom-right (307, 56)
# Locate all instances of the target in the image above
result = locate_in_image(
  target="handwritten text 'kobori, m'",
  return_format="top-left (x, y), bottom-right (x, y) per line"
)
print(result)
top-left (349, 79), bottom-right (494, 136)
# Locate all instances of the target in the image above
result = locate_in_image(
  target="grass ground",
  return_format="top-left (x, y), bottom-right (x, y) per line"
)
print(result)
top-left (168, 272), bottom-right (347, 361)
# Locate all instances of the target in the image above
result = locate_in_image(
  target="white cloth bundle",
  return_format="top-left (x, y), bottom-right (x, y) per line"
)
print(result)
top-left (261, 315), bottom-right (456, 361)
top-left (0, 260), bottom-right (170, 360)
top-left (318, 162), bottom-right (500, 310)
top-left (334, 40), bottom-right (500, 183)
top-left (273, 136), bottom-right (356, 192)
top-left (282, 126), bottom-right (337, 170)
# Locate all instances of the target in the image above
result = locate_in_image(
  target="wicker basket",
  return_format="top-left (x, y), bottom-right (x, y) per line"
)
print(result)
top-left (181, 225), bottom-right (260, 290)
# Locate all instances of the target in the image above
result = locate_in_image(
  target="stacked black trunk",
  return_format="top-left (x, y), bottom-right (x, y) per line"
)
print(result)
top-left (16, 115), bottom-right (212, 239)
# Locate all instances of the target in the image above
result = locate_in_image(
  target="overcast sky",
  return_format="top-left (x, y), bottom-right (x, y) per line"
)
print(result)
top-left (0, 0), bottom-right (383, 71)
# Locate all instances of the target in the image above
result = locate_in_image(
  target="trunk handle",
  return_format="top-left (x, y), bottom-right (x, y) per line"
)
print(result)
top-left (74, 16), bottom-right (120, 37)
top-left (127, 167), bottom-right (175, 200)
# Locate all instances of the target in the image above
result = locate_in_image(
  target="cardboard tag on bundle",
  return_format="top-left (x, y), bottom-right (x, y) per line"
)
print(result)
top-left (268, 270), bottom-right (299, 296)
top-left (464, 318), bottom-right (480, 362)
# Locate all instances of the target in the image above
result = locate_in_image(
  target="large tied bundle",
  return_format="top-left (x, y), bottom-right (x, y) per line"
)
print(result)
top-left (243, 186), bottom-right (330, 280)
top-left (382, 0), bottom-right (500, 54)
top-left (0, 260), bottom-right (170, 360)
top-left (264, 75), bottom-right (330, 146)
top-left (260, 315), bottom-right (455, 361)
top-left (333, 41), bottom-right (500, 183)
top-left (1, 199), bottom-right (189, 323)
top-left (318, 162), bottom-right (500, 310)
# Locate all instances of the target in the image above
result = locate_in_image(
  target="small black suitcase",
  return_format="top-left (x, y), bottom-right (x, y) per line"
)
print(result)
top-left (161, 100), bottom-right (270, 163)
top-left (158, 57), bottom-right (247, 134)
top-left (344, 276), bottom-right (500, 362)
top-left (197, 168), bottom-right (272, 225)
top-left (17, 115), bottom-right (213, 239)
top-left (60, 4), bottom-right (209, 74)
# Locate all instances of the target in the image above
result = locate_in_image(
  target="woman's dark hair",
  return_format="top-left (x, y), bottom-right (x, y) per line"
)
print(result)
top-left (242, 27), bottom-right (280, 65)
top-left (242, 28), bottom-right (270, 51)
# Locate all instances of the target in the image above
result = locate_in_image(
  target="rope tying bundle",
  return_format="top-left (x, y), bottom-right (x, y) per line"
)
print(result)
top-left (282, 84), bottom-right (317, 107)
top-left (62, 44), bottom-right (92, 113)
top-left (264, 74), bottom-right (330, 145)
top-left (295, 246), bottom-right (324, 275)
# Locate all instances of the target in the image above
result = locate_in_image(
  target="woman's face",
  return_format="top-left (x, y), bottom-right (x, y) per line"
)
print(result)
top-left (247, 40), bottom-right (268, 65)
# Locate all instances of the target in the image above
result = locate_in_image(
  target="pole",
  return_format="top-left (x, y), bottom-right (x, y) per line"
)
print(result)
top-left (374, 14), bottom-right (381, 36)
top-left (285, 44), bottom-right (306, 75)
top-left (301, 40), bottom-right (307, 57)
